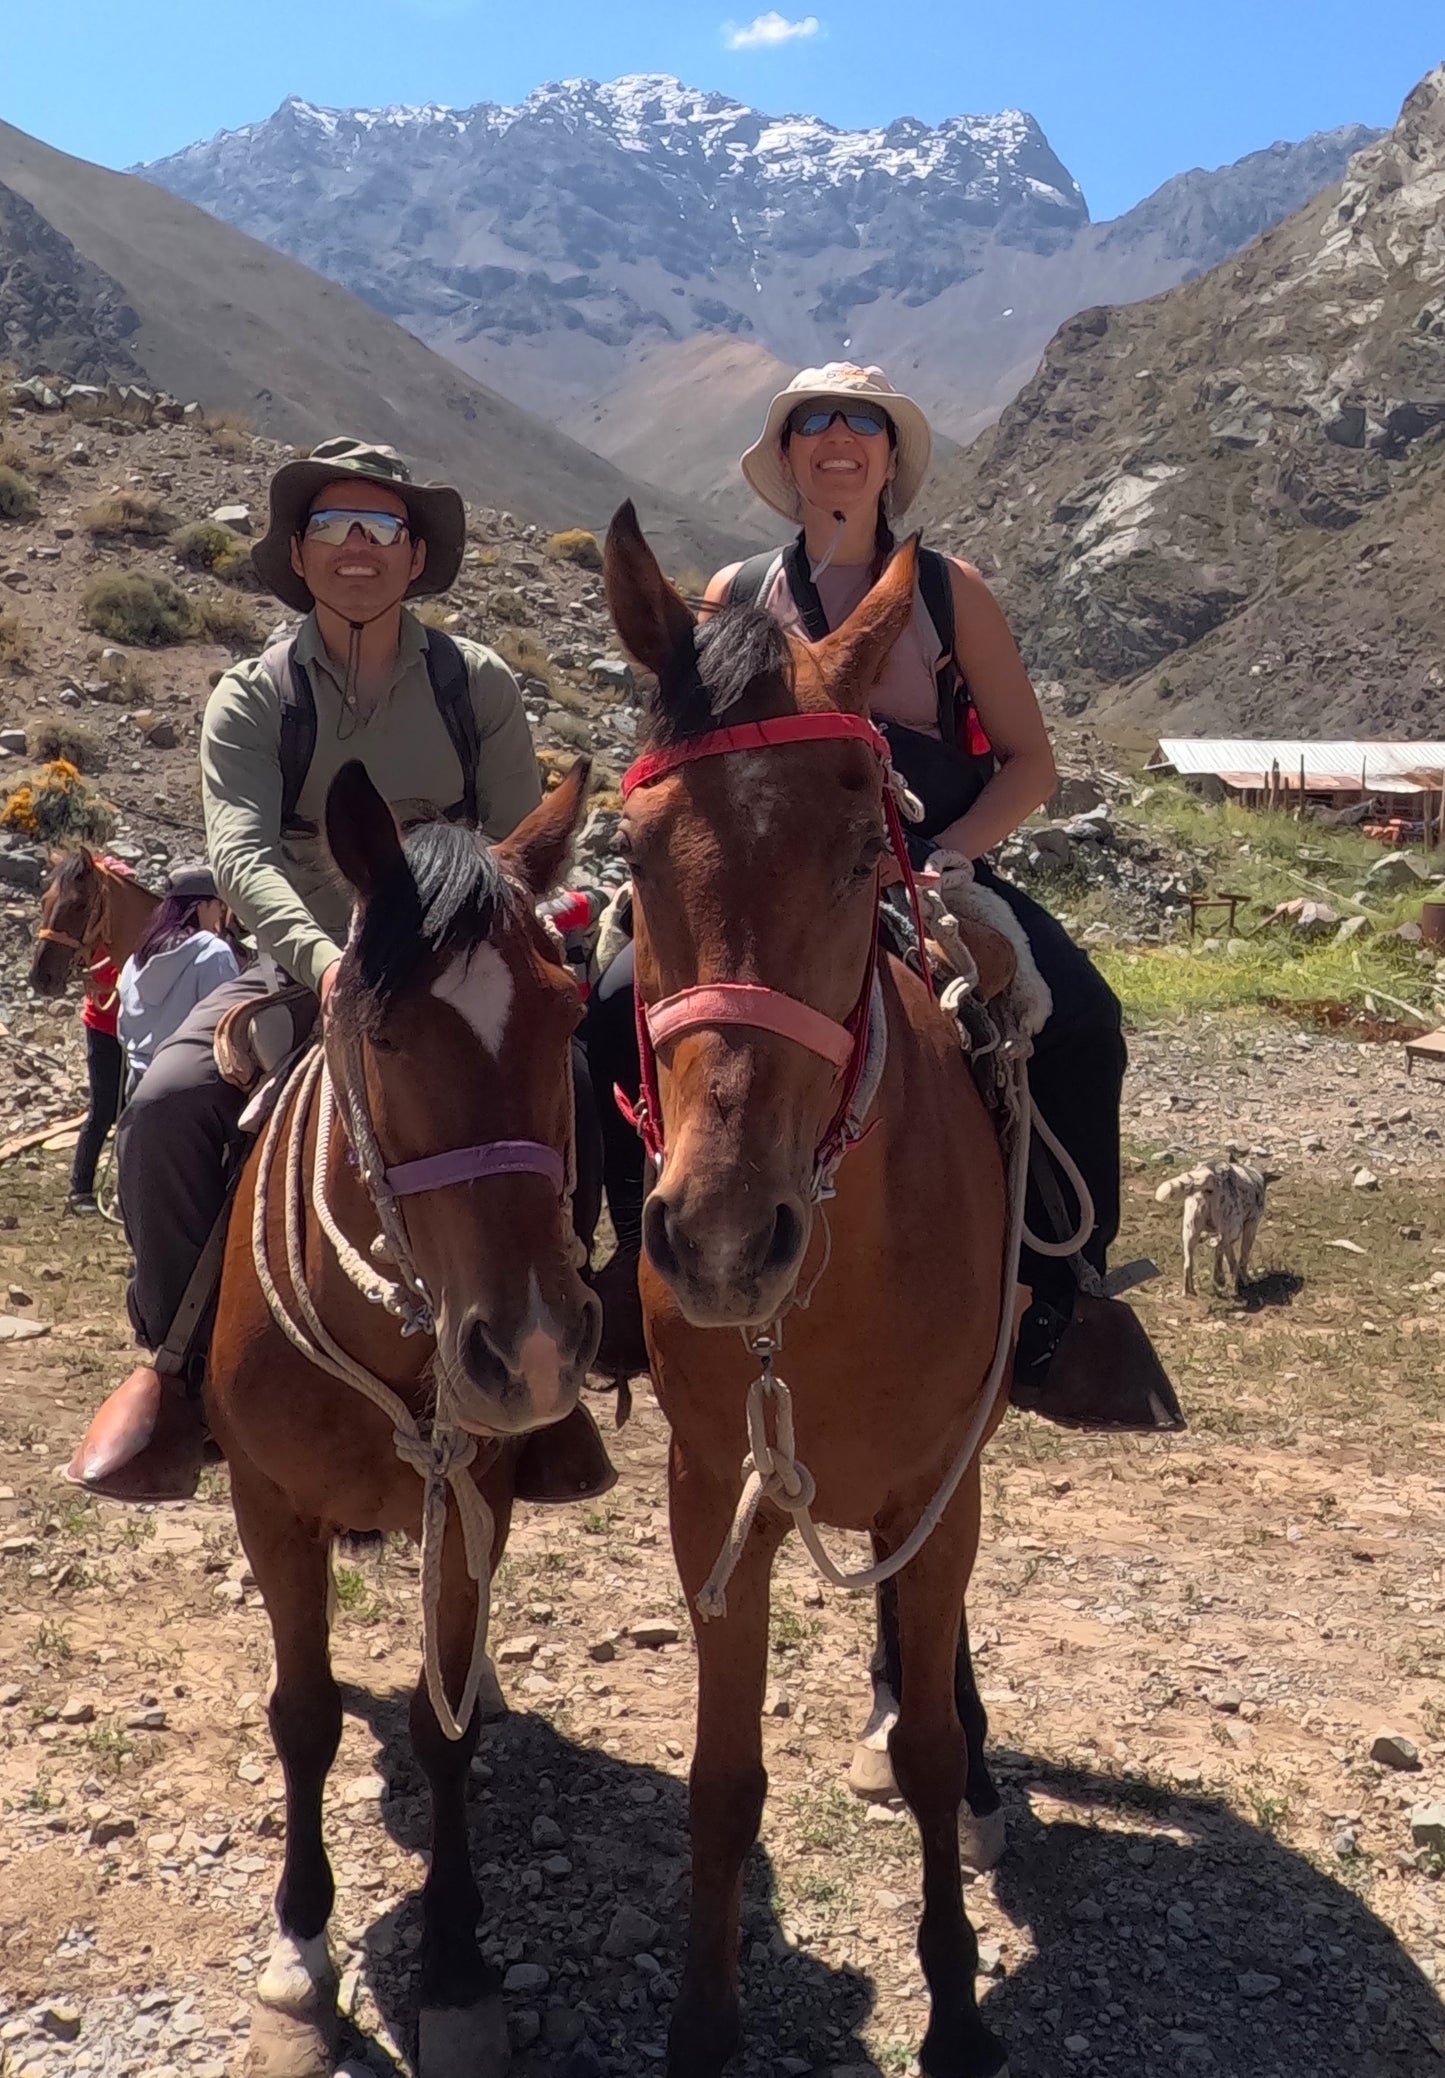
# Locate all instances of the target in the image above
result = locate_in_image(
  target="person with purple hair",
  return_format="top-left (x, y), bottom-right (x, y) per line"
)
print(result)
top-left (117, 866), bottom-right (239, 1093)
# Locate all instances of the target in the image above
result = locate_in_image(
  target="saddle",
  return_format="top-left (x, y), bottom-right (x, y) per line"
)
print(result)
top-left (214, 984), bottom-right (319, 1093)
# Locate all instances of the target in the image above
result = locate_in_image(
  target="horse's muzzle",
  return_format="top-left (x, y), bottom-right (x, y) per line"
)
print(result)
top-left (450, 1286), bottom-right (601, 1434)
top-left (642, 1183), bottom-right (810, 1328)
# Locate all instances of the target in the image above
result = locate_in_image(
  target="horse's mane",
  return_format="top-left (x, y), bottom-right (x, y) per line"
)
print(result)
top-left (338, 819), bottom-right (510, 1037)
top-left (647, 602), bottom-right (794, 748)
top-left (50, 849), bottom-right (95, 898)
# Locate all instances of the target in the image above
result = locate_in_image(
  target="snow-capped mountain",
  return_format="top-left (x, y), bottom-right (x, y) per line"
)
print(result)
top-left (141, 76), bottom-right (1379, 516)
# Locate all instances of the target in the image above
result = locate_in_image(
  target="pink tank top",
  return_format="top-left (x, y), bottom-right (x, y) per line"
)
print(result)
top-left (762, 558), bottom-right (944, 739)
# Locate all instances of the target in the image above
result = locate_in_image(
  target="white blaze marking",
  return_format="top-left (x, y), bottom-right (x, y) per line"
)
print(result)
top-left (432, 944), bottom-right (514, 1054)
top-left (257, 1929), bottom-right (334, 2013)
top-left (516, 1270), bottom-right (567, 1420)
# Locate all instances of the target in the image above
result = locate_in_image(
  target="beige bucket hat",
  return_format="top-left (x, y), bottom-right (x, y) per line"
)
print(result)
top-left (740, 363), bottom-right (933, 522)
top-left (251, 437), bottom-right (466, 613)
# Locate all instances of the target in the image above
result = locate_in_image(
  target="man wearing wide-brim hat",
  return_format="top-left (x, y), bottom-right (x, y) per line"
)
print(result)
top-left (67, 438), bottom-right (612, 1508)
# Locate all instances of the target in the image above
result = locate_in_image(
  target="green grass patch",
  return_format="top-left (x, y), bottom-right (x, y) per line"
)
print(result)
top-left (1096, 937), bottom-right (1436, 1029)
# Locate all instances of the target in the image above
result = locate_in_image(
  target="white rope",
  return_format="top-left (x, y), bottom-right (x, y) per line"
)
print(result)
top-left (1021, 1099), bottom-right (1096, 1260)
top-left (250, 1046), bottom-right (495, 1739)
top-left (696, 1043), bottom-right (1034, 1619)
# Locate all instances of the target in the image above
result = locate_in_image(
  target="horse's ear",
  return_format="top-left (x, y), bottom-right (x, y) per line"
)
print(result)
top-left (813, 535), bottom-right (921, 715)
top-left (605, 501), bottom-right (696, 680)
top-left (496, 758), bottom-right (592, 900)
top-left (325, 760), bottom-right (404, 902)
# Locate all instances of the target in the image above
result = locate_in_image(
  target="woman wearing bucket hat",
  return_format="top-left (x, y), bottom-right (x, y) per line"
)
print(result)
top-left (67, 438), bottom-right (613, 1510)
top-left (587, 364), bottom-right (1182, 1438)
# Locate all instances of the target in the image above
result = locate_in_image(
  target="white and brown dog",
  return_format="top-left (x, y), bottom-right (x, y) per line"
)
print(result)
top-left (1154, 1161), bottom-right (1280, 1296)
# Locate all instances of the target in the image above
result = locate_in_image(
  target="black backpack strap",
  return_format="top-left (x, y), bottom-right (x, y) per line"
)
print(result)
top-left (260, 637), bottom-right (318, 835)
top-left (726, 548), bottom-right (786, 610)
top-left (421, 629), bottom-right (479, 825)
top-left (917, 548), bottom-right (962, 747)
top-left (780, 534), bottom-right (834, 644)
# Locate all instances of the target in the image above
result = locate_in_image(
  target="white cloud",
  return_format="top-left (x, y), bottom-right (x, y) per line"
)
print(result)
top-left (724, 11), bottom-right (821, 50)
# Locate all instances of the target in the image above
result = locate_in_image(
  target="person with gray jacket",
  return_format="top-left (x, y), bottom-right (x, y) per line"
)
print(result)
top-left (117, 866), bottom-right (239, 1090)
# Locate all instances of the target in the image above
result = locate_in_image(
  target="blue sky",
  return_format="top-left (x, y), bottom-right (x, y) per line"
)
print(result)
top-left (7, 1), bottom-right (1442, 219)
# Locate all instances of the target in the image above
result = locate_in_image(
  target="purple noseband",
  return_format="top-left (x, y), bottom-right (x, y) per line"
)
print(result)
top-left (383, 1140), bottom-right (566, 1200)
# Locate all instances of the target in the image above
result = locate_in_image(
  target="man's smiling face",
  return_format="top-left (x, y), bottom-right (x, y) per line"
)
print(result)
top-left (290, 478), bottom-right (427, 619)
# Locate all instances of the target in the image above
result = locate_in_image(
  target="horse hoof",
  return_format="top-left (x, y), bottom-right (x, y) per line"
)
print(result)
top-left (960, 1804), bottom-right (1007, 1873)
top-left (848, 1736), bottom-right (899, 1800)
top-left (244, 2001), bottom-right (338, 2078)
top-left (417, 1998), bottom-right (510, 2077)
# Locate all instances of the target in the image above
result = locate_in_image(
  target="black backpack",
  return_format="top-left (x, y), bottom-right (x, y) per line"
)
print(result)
top-left (261, 627), bottom-right (480, 834)
top-left (727, 534), bottom-right (984, 759)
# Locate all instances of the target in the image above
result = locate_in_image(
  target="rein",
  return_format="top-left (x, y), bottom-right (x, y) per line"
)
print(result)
top-left (620, 711), bottom-right (931, 1196)
top-left (251, 1023), bottom-right (573, 1740)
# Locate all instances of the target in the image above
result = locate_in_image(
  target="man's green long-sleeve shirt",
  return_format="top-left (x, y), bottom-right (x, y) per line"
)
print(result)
top-left (200, 609), bottom-right (542, 993)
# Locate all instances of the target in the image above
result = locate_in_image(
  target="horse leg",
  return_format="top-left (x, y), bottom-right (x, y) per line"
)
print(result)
top-left (887, 1465), bottom-right (1008, 2078)
top-left (412, 1491), bottom-right (512, 2078)
top-left (667, 1454), bottom-right (784, 2078)
top-left (852, 1577), bottom-right (1005, 1873)
top-left (230, 1459), bottom-right (342, 2078)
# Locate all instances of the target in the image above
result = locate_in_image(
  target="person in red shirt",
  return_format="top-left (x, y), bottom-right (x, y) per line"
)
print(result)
top-left (67, 861), bottom-right (131, 1214)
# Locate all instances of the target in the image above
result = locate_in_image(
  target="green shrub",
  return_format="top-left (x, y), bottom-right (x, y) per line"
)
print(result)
top-left (545, 528), bottom-right (604, 571)
top-left (1, 760), bottom-right (116, 845)
top-left (192, 588), bottom-right (262, 651)
top-left (488, 587), bottom-right (527, 625)
top-left (494, 629), bottom-right (551, 686)
top-left (80, 491), bottom-right (177, 539)
top-left (173, 519), bottom-right (243, 571)
top-left (29, 719), bottom-right (105, 773)
top-left (83, 572), bottom-right (194, 646)
top-left (0, 606), bottom-right (30, 665)
top-left (0, 466), bottom-right (39, 522)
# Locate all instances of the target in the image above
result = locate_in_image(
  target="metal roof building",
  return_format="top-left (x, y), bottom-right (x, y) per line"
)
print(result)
top-left (1149, 739), bottom-right (1445, 784)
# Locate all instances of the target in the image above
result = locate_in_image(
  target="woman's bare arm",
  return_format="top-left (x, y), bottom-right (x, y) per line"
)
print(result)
top-left (701, 564), bottom-right (742, 614)
top-left (930, 558), bottom-right (1056, 861)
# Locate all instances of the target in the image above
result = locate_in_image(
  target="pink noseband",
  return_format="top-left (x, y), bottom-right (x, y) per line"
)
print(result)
top-left (645, 984), bottom-right (853, 1073)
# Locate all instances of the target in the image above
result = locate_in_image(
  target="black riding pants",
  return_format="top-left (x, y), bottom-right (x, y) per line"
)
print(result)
top-left (71, 1026), bottom-right (125, 1199)
top-left (118, 971), bottom-right (603, 1356)
top-left (584, 870), bottom-right (1126, 1312)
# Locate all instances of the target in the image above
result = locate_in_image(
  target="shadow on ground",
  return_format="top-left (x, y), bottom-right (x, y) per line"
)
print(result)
top-left (339, 1686), bottom-right (876, 2077)
top-left (1237, 1265), bottom-right (1306, 1312)
top-left (293, 1682), bottom-right (1445, 2077)
top-left (981, 1750), bottom-right (1442, 2078)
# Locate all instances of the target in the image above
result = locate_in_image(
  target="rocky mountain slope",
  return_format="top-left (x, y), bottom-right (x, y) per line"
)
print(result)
top-left (920, 65), bottom-right (1445, 739)
top-left (0, 119), bottom-right (744, 569)
top-left (141, 78), bottom-right (1378, 496)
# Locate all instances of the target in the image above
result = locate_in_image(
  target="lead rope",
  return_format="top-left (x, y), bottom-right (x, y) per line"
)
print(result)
top-left (250, 1046), bottom-right (495, 1739)
top-left (696, 1038), bottom-right (1097, 1620)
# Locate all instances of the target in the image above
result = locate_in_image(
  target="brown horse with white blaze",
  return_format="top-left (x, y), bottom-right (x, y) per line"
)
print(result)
top-left (605, 503), bottom-right (1014, 2078)
top-left (207, 759), bottom-right (602, 2078)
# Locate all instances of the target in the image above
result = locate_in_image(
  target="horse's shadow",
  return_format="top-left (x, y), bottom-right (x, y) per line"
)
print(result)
top-left (980, 1750), bottom-right (1442, 2077)
top-left (321, 1680), bottom-right (1444, 2076)
top-left (335, 1683), bottom-right (876, 2075)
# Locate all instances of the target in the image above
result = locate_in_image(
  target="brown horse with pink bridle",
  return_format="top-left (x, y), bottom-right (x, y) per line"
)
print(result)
top-left (205, 759), bottom-right (603, 2078)
top-left (606, 503), bottom-right (1019, 2078)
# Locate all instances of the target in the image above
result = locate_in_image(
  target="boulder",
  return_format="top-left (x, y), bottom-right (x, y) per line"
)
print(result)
top-left (211, 503), bottom-right (252, 536)
top-left (9, 377), bottom-right (61, 411)
top-left (588, 656), bottom-right (635, 694)
top-left (1366, 852), bottom-right (1428, 890)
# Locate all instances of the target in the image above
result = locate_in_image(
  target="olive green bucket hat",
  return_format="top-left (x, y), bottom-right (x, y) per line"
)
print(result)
top-left (251, 437), bottom-right (467, 613)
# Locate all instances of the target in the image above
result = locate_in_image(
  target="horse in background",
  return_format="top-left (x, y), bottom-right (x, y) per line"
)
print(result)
top-left (27, 847), bottom-right (159, 997)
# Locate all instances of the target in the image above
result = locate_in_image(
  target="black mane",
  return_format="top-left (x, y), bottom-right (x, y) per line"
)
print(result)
top-left (50, 849), bottom-right (95, 898)
top-left (647, 602), bottom-right (794, 748)
top-left (339, 819), bottom-right (509, 1035)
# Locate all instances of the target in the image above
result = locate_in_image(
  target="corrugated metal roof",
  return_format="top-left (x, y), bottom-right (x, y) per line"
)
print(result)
top-left (1215, 771), bottom-right (1430, 795)
top-left (1151, 738), bottom-right (1445, 781)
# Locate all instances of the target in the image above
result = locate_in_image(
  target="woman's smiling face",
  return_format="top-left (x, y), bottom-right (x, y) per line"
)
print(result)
top-left (785, 404), bottom-right (896, 520)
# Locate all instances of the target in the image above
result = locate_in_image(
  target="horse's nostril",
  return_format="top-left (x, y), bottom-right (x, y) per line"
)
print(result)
top-left (642, 1193), bottom-right (683, 1283)
top-left (460, 1311), bottom-right (510, 1396)
top-left (577, 1290), bottom-right (603, 1372)
top-left (765, 1199), bottom-right (806, 1276)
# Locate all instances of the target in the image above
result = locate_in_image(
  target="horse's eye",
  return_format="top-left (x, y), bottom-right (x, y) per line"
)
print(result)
top-left (369, 1032), bottom-right (400, 1057)
top-left (852, 832), bottom-right (886, 880)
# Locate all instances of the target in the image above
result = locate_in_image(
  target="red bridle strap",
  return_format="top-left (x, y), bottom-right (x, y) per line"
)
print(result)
top-left (621, 710), bottom-right (890, 797)
top-left (619, 710), bottom-right (933, 1174)
top-left (646, 984), bottom-right (854, 1073)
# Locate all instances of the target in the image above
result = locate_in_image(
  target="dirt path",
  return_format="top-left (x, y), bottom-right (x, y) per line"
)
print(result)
top-left (2, 1031), bottom-right (1444, 2077)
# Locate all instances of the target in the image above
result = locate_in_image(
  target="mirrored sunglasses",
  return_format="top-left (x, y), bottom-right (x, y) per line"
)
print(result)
top-left (303, 508), bottom-right (410, 547)
top-left (785, 402), bottom-right (892, 440)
